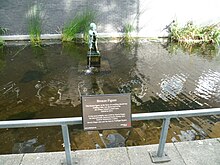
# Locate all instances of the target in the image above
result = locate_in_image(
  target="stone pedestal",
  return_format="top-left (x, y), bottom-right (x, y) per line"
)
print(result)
top-left (78, 59), bottom-right (111, 74)
top-left (87, 51), bottom-right (101, 67)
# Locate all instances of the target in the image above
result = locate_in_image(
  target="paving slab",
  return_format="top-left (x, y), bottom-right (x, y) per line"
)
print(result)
top-left (1, 139), bottom-right (220, 165)
top-left (74, 147), bottom-right (130, 165)
top-left (0, 154), bottom-right (24, 165)
top-left (174, 138), bottom-right (220, 165)
top-left (21, 152), bottom-right (65, 165)
top-left (127, 143), bottom-right (185, 165)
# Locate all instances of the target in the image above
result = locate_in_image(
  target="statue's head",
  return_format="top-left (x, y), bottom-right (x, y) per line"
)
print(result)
top-left (90, 23), bottom-right (96, 31)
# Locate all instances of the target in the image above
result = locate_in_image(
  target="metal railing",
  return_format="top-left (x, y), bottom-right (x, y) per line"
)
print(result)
top-left (0, 108), bottom-right (220, 164)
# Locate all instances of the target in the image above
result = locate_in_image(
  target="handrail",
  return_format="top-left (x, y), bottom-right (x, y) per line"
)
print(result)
top-left (0, 117), bottom-right (82, 129)
top-left (0, 108), bottom-right (220, 164)
top-left (1, 108), bottom-right (220, 128)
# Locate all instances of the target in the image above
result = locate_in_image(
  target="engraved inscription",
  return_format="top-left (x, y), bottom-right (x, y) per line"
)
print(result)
top-left (82, 94), bottom-right (131, 131)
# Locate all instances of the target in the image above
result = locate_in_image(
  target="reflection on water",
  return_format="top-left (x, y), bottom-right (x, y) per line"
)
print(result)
top-left (194, 69), bottom-right (220, 101)
top-left (158, 74), bottom-right (187, 101)
top-left (165, 42), bottom-right (220, 58)
top-left (0, 46), bottom-right (6, 71)
top-left (118, 76), bottom-right (147, 106)
top-left (0, 41), bottom-right (220, 154)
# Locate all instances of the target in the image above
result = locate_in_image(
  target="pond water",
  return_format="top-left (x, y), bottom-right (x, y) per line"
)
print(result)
top-left (0, 41), bottom-right (220, 154)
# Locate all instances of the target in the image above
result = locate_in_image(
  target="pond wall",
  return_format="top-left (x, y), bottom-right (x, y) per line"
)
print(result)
top-left (1, 0), bottom-right (220, 37)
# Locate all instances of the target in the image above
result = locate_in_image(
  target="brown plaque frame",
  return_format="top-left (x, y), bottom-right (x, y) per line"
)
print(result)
top-left (82, 93), bottom-right (131, 131)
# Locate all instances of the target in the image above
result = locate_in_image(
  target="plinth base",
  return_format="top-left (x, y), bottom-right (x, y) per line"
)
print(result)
top-left (87, 51), bottom-right (101, 67)
top-left (78, 60), bottom-right (111, 74)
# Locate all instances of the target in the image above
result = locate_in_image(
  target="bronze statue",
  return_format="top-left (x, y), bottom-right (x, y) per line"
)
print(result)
top-left (89, 23), bottom-right (99, 53)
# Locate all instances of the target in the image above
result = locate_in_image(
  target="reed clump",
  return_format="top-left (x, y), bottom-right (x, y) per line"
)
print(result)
top-left (123, 23), bottom-right (135, 43)
top-left (27, 5), bottom-right (42, 46)
top-left (0, 27), bottom-right (8, 35)
top-left (120, 23), bottom-right (135, 50)
top-left (62, 11), bottom-right (95, 42)
top-left (168, 21), bottom-right (220, 46)
top-left (0, 27), bottom-right (8, 46)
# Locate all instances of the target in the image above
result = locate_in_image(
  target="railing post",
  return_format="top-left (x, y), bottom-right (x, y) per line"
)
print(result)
top-left (149, 117), bottom-right (171, 163)
top-left (61, 124), bottom-right (73, 165)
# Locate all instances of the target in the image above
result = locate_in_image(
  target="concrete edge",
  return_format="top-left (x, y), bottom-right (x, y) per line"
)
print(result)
top-left (0, 33), bottom-right (167, 41)
top-left (1, 139), bottom-right (220, 165)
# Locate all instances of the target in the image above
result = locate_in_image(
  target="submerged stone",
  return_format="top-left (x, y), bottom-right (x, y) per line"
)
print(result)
top-left (34, 145), bottom-right (46, 152)
top-left (12, 138), bottom-right (45, 154)
top-left (106, 133), bottom-right (125, 148)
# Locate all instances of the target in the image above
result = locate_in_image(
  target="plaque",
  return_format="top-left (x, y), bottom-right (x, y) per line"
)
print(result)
top-left (82, 94), bottom-right (131, 131)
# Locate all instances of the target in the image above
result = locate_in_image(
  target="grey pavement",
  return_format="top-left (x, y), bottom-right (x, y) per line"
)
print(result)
top-left (1, 138), bottom-right (220, 165)
top-left (0, 0), bottom-right (139, 35)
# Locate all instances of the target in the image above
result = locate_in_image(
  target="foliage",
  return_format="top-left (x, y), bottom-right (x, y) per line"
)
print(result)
top-left (0, 27), bottom-right (8, 35)
top-left (0, 26), bottom-right (8, 46)
top-left (120, 23), bottom-right (135, 49)
top-left (120, 23), bottom-right (135, 51)
top-left (62, 11), bottom-right (96, 42)
top-left (27, 5), bottom-right (42, 46)
top-left (168, 21), bottom-right (220, 46)
top-left (124, 23), bottom-right (135, 43)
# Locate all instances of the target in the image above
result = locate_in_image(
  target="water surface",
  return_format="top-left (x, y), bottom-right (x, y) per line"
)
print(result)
top-left (0, 41), bottom-right (220, 154)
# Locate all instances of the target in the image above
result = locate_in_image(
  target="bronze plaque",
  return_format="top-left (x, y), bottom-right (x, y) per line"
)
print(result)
top-left (82, 94), bottom-right (131, 131)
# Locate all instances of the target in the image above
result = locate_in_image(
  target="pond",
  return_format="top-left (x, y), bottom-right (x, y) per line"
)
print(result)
top-left (0, 41), bottom-right (220, 154)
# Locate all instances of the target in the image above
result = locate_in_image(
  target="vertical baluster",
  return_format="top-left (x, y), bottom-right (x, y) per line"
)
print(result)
top-left (61, 124), bottom-right (73, 165)
top-left (149, 117), bottom-right (171, 163)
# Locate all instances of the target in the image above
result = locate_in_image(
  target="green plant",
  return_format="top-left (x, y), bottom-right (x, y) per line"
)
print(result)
top-left (168, 21), bottom-right (220, 46)
top-left (124, 23), bottom-right (134, 42)
top-left (120, 23), bottom-right (135, 49)
top-left (0, 27), bottom-right (8, 35)
top-left (27, 5), bottom-right (42, 46)
top-left (0, 26), bottom-right (8, 46)
top-left (62, 10), bottom-right (96, 42)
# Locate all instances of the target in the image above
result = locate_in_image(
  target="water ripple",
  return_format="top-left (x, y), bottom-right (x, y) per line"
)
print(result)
top-left (157, 73), bottom-right (187, 101)
top-left (194, 69), bottom-right (220, 101)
